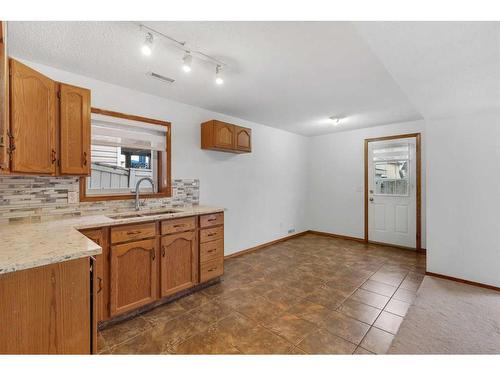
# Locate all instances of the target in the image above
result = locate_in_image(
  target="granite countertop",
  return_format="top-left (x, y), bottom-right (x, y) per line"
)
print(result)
top-left (0, 205), bottom-right (224, 275)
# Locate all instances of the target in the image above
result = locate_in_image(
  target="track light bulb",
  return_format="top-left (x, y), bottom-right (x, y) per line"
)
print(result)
top-left (329, 116), bottom-right (341, 126)
top-left (215, 65), bottom-right (224, 85)
top-left (141, 32), bottom-right (154, 56)
top-left (182, 52), bottom-right (192, 73)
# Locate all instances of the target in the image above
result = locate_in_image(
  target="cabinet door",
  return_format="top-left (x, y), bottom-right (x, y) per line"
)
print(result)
top-left (80, 228), bottom-right (106, 323)
top-left (110, 238), bottom-right (157, 316)
top-left (59, 83), bottom-right (91, 175)
top-left (0, 258), bottom-right (91, 354)
top-left (235, 126), bottom-right (251, 152)
top-left (160, 231), bottom-right (198, 297)
top-left (9, 59), bottom-right (57, 174)
top-left (0, 22), bottom-right (8, 172)
top-left (213, 121), bottom-right (235, 150)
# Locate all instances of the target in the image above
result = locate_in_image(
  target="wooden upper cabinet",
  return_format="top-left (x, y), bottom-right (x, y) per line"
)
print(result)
top-left (110, 238), bottom-right (157, 316)
top-left (3, 58), bottom-right (91, 176)
top-left (235, 126), bottom-right (251, 152)
top-left (201, 120), bottom-right (251, 153)
top-left (160, 231), bottom-right (198, 297)
top-left (0, 21), bottom-right (8, 172)
top-left (9, 59), bottom-right (57, 174)
top-left (59, 83), bottom-right (91, 175)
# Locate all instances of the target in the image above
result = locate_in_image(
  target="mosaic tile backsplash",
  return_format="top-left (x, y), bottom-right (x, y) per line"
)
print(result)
top-left (0, 176), bottom-right (200, 225)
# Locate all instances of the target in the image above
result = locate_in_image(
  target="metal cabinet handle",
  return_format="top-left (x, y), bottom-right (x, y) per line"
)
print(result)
top-left (207, 249), bottom-right (215, 253)
top-left (207, 233), bottom-right (216, 237)
top-left (83, 151), bottom-right (87, 166)
top-left (162, 245), bottom-right (166, 257)
top-left (126, 230), bottom-right (141, 235)
top-left (51, 149), bottom-right (57, 164)
top-left (97, 277), bottom-right (103, 293)
top-left (208, 268), bottom-right (217, 272)
top-left (150, 248), bottom-right (156, 261)
top-left (173, 224), bottom-right (186, 228)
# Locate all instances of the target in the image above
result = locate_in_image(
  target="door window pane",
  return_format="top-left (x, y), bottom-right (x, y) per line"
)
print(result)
top-left (374, 160), bottom-right (409, 195)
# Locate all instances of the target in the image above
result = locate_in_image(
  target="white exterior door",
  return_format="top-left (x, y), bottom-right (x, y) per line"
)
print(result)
top-left (368, 138), bottom-right (416, 248)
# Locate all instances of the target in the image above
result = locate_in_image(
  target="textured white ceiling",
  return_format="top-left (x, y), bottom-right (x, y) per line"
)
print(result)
top-left (354, 21), bottom-right (500, 120)
top-left (7, 21), bottom-right (498, 135)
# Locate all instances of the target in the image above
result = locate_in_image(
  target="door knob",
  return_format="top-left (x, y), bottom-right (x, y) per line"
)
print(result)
top-left (369, 197), bottom-right (374, 202)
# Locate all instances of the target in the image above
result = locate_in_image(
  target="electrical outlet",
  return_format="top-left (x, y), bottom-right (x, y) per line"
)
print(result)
top-left (68, 191), bottom-right (78, 204)
top-left (288, 228), bottom-right (296, 234)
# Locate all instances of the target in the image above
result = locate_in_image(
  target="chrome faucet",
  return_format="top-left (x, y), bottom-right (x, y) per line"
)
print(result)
top-left (135, 177), bottom-right (155, 211)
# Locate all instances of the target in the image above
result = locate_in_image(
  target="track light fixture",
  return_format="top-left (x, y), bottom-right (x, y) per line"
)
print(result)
top-left (215, 65), bottom-right (224, 85)
top-left (138, 24), bottom-right (228, 85)
top-left (141, 32), bottom-right (154, 56)
top-left (182, 52), bottom-right (193, 73)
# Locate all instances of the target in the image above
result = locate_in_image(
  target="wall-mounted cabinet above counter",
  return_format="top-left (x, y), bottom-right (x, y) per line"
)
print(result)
top-left (201, 119), bottom-right (252, 153)
top-left (0, 57), bottom-right (91, 176)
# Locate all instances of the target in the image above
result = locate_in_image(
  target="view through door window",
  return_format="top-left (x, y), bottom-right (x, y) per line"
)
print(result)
top-left (373, 144), bottom-right (410, 195)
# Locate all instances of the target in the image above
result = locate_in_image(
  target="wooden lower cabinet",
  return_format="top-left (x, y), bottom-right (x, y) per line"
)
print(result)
top-left (80, 227), bottom-right (109, 323)
top-left (79, 213), bottom-right (224, 324)
top-left (0, 258), bottom-right (92, 354)
top-left (110, 238), bottom-right (158, 316)
top-left (160, 230), bottom-right (198, 297)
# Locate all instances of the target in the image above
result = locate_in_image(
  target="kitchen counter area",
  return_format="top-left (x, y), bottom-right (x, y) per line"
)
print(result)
top-left (0, 205), bottom-right (224, 275)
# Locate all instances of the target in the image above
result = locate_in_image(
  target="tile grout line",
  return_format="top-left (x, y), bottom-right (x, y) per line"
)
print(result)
top-left (354, 267), bottom-right (413, 353)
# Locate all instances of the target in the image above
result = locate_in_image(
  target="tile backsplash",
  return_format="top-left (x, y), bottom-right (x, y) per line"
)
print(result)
top-left (0, 176), bottom-right (200, 225)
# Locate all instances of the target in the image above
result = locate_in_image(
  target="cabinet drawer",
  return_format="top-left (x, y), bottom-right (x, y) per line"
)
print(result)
top-left (199, 212), bottom-right (224, 228)
top-left (200, 239), bottom-right (224, 263)
top-left (111, 222), bottom-right (156, 244)
top-left (200, 259), bottom-right (224, 283)
top-left (200, 226), bottom-right (223, 243)
top-left (161, 216), bottom-right (196, 235)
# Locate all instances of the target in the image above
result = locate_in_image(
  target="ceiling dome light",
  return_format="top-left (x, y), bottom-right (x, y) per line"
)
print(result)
top-left (141, 32), bottom-right (154, 56)
top-left (182, 52), bottom-right (193, 73)
top-left (215, 65), bottom-right (224, 85)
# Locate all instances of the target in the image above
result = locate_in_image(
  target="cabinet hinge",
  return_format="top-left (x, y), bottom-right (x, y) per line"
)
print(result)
top-left (5, 131), bottom-right (15, 157)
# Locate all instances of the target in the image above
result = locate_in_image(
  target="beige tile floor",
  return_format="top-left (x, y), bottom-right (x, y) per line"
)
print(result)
top-left (97, 234), bottom-right (426, 354)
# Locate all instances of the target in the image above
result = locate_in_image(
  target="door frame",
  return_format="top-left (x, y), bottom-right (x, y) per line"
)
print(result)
top-left (364, 133), bottom-right (422, 251)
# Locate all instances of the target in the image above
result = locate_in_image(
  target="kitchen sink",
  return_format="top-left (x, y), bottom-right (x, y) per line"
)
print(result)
top-left (139, 209), bottom-right (181, 216)
top-left (107, 209), bottom-right (181, 220)
top-left (106, 213), bottom-right (144, 219)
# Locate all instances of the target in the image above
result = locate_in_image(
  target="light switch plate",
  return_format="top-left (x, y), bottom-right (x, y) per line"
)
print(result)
top-left (68, 191), bottom-right (79, 204)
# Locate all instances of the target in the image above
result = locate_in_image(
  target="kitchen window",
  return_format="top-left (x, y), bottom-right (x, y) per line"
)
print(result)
top-left (79, 108), bottom-right (171, 201)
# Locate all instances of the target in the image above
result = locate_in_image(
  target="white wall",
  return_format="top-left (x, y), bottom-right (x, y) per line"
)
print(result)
top-left (307, 120), bottom-right (426, 247)
top-left (18, 58), bottom-right (309, 256)
top-left (426, 109), bottom-right (500, 287)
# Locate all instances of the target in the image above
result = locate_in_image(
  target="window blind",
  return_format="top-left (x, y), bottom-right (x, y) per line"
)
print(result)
top-left (91, 113), bottom-right (167, 151)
